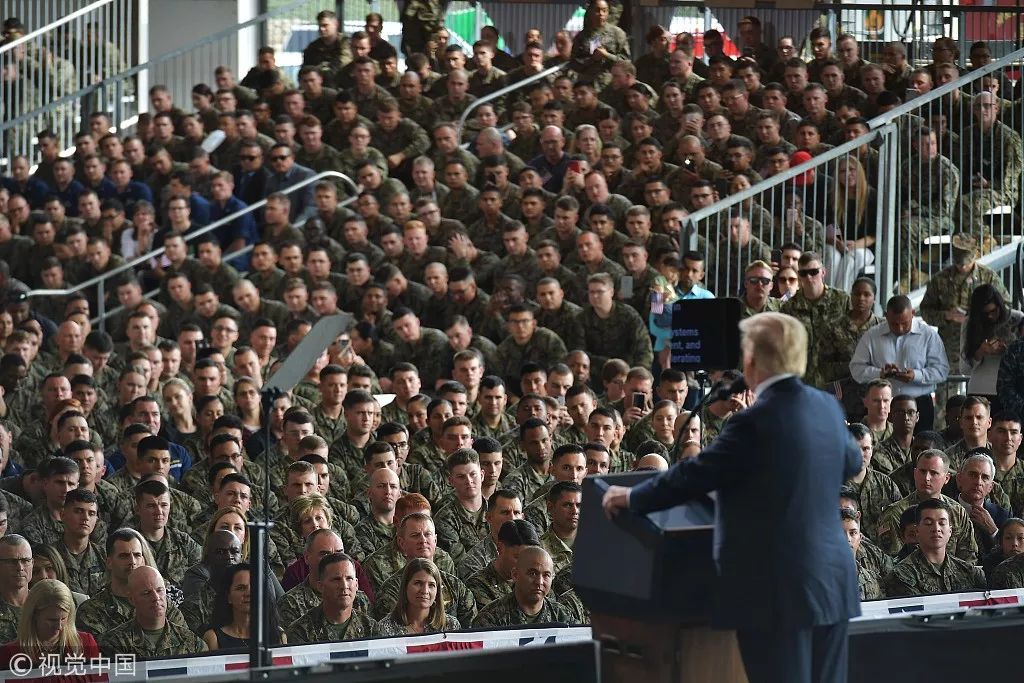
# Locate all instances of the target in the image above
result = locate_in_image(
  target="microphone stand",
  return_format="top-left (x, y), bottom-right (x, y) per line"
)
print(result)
top-left (679, 371), bottom-right (710, 445)
top-left (248, 386), bottom-right (280, 678)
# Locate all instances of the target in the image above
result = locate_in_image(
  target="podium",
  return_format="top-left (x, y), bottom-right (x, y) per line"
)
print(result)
top-left (575, 473), bottom-right (748, 683)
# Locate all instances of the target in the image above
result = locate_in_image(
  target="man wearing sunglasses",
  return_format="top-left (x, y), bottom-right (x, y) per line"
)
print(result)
top-left (263, 143), bottom-right (317, 223)
top-left (740, 260), bottom-right (781, 319)
top-left (781, 251), bottom-right (851, 388)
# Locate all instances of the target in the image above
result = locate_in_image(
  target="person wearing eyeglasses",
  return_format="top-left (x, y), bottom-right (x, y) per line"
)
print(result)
top-left (0, 534), bottom-right (31, 643)
top-left (263, 143), bottom-right (316, 223)
top-left (781, 250), bottom-right (852, 388)
top-left (959, 91), bottom-right (1023, 235)
top-left (739, 260), bottom-right (781, 319)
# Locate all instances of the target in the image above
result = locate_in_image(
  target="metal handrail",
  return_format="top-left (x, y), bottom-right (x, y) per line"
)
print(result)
top-left (683, 129), bottom-right (885, 226)
top-left (0, 0), bottom-right (317, 133)
top-left (29, 170), bottom-right (360, 327)
top-left (89, 195), bottom-right (360, 327)
top-left (0, 0), bottom-right (116, 55)
top-left (866, 46), bottom-right (1024, 130)
top-left (455, 62), bottom-right (570, 142)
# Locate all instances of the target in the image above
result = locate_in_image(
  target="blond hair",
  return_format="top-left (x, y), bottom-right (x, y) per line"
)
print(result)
top-left (737, 312), bottom-right (807, 377)
top-left (288, 493), bottom-right (334, 532)
top-left (17, 580), bottom-right (82, 661)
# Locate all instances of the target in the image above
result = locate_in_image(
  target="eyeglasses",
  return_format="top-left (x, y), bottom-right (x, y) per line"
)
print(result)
top-left (746, 276), bottom-right (772, 286)
top-left (798, 268), bottom-right (821, 278)
top-left (388, 441), bottom-right (409, 451)
top-left (777, 276), bottom-right (798, 284)
top-left (270, 155), bottom-right (290, 162)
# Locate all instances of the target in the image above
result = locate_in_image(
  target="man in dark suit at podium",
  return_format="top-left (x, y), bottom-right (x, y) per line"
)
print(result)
top-left (603, 312), bottom-right (862, 683)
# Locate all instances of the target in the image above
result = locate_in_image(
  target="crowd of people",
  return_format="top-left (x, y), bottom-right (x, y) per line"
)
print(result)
top-left (0, 0), bottom-right (1020, 670)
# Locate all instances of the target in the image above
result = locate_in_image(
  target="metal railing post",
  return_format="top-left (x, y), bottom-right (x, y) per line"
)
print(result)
top-left (876, 123), bottom-right (900, 297)
top-left (97, 279), bottom-right (106, 332)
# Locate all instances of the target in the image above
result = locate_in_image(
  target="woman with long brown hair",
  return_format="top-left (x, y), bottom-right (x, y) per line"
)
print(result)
top-left (372, 558), bottom-right (459, 636)
top-left (824, 156), bottom-right (876, 291)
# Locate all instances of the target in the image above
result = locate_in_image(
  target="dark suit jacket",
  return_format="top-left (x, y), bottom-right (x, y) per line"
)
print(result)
top-left (977, 499), bottom-right (1011, 554)
top-left (629, 376), bottom-right (862, 630)
top-left (233, 166), bottom-right (272, 207)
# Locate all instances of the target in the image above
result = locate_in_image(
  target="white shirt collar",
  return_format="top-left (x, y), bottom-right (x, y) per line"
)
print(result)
top-left (753, 373), bottom-right (797, 399)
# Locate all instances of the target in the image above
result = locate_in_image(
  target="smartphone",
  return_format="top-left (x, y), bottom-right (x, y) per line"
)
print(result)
top-left (632, 392), bottom-right (646, 409)
top-left (682, 158), bottom-right (695, 170)
top-left (568, 160), bottom-right (582, 174)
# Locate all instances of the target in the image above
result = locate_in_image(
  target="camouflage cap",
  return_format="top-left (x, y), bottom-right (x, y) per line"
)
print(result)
top-left (951, 233), bottom-right (977, 255)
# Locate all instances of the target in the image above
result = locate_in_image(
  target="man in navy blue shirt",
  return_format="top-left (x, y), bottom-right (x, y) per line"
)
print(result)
top-left (528, 125), bottom-right (571, 194)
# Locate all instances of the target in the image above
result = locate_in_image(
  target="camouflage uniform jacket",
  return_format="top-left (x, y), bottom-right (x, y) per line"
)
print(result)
top-left (286, 605), bottom-right (377, 645)
top-left (277, 580), bottom-right (370, 628)
top-left (361, 541), bottom-right (457, 591)
top-left (465, 561), bottom-right (512, 611)
top-left (845, 469), bottom-right (903, 544)
top-left (372, 613), bottom-right (460, 637)
top-left (858, 565), bottom-right (884, 600)
top-left (541, 528), bottom-right (575, 575)
top-left (817, 313), bottom-right (884, 384)
top-left (883, 548), bottom-right (986, 597)
top-left (781, 286), bottom-right (851, 388)
top-left (57, 540), bottom-right (107, 597)
top-left (372, 569), bottom-right (477, 626)
top-left (98, 619), bottom-right (207, 659)
top-left (0, 601), bottom-right (19, 644)
top-left (858, 538), bottom-right (895, 579)
top-left (535, 301), bottom-right (586, 352)
top-left (495, 329), bottom-right (568, 388)
top-left (580, 302), bottom-right (654, 370)
top-left (873, 436), bottom-right (914, 477)
top-left (501, 464), bottom-right (552, 507)
top-left (353, 517), bottom-right (394, 558)
top-left (472, 594), bottom-right (570, 628)
top-left (456, 537), bottom-right (498, 582)
top-left (147, 529), bottom-right (203, 585)
top-left (434, 498), bottom-right (488, 562)
top-left (877, 492), bottom-right (978, 563)
top-left (371, 119), bottom-right (431, 160)
top-left (920, 263), bottom-right (1010, 364)
top-left (991, 553), bottom-right (1024, 589)
top-left (394, 327), bottom-right (451, 391)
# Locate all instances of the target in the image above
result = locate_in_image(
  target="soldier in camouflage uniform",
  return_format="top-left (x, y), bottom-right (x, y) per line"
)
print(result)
top-left (0, 535), bottom-right (31, 643)
top-left (352, 468), bottom-right (399, 557)
top-left (372, 564), bottom-right (477, 626)
top-left (991, 551), bottom-right (1024, 588)
top-left (873, 409), bottom-right (918, 480)
top-left (277, 529), bottom-right (369, 626)
top-left (840, 511), bottom-right (883, 600)
top-left (883, 499), bottom-right (986, 597)
top-left (97, 567), bottom-right (205, 658)
top-left (401, 0), bottom-right (445, 58)
top-left (958, 92), bottom-right (1024, 235)
top-left (920, 234), bottom-right (1010, 367)
top-left (285, 553), bottom-right (377, 644)
top-left (845, 425), bottom-right (903, 544)
top-left (569, 0), bottom-right (632, 92)
top-left (302, 10), bottom-right (350, 75)
top-left (580, 276), bottom-right (654, 371)
top-left (781, 253), bottom-right (851, 388)
top-left (472, 546), bottom-right (572, 627)
top-left (54, 489), bottom-right (107, 596)
top-left (134, 481), bottom-right (203, 585)
top-left (360, 518), bottom-right (457, 591)
top-left (465, 518), bottom-right (539, 610)
top-left (495, 308), bottom-right (568, 390)
top-left (898, 128), bottom-right (960, 285)
top-left (537, 482), bottom-right (581, 576)
top-left (433, 451), bottom-right (489, 562)
top-left (876, 451), bottom-right (978, 563)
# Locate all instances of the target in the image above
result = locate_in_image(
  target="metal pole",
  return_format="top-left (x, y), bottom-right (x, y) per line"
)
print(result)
top-left (877, 123), bottom-right (899, 296)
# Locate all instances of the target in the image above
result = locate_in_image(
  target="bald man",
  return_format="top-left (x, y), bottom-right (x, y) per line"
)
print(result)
top-left (99, 566), bottom-right (207, 658)
top-left (634, 453), bottom-right (669, 471)
top-left (180, 529), bottom-right (243, 632)
top-left (354, 468), bottom-right (401, 557)
top-left (472, 545), bottom-right (571, 626)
